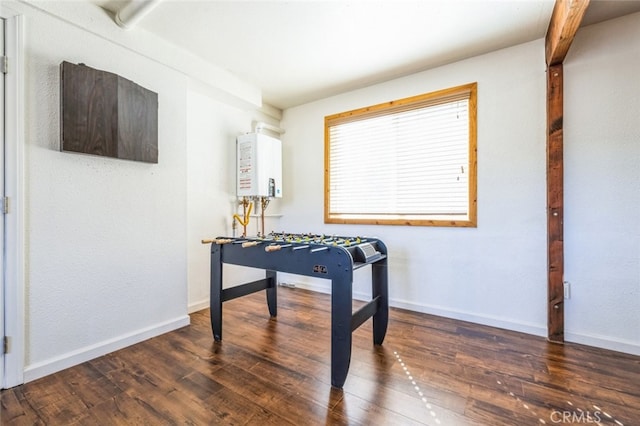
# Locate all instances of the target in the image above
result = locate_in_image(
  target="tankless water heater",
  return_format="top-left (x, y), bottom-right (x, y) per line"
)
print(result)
top-left (236, 133), bottom-right (282, 198)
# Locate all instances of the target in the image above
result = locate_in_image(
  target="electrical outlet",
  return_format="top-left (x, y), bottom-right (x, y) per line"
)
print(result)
top-left (563, 281), bottom-right (571, 299)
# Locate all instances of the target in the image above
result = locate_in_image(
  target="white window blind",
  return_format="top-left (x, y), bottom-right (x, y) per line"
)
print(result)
top-left (325, 83), bottom-right (477, 227)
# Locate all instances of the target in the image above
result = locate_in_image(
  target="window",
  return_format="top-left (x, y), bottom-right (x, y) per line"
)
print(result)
top-left (324, 82), bottom-right (477, 227)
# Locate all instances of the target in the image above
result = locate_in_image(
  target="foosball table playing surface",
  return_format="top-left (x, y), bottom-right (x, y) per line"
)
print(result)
top-left (203, 232), bottom-right (389, 388)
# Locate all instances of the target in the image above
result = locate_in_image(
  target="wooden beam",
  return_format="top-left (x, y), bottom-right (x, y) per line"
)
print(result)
top-left (547, 64), bottom-right (564, 343)
top-left (545, 0), bottom-right (589, 343)
top-left (546, 0), bottom-right (590, 65)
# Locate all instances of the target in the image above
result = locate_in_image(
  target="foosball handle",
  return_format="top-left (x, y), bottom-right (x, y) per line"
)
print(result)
top-left (201, 238), bottom-right (233, 245)
top-left (265, 244), bottom-right (282, 252)
top-left (242, 241), bottom-right (260, 248)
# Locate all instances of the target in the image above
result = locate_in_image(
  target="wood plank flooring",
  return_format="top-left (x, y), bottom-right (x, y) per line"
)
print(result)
top-left (2, 287), bottom-right (639, 425)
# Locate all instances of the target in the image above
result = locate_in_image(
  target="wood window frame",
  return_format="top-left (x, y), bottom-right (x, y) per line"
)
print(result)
top-left (324, 82), bottom-right (477, 227)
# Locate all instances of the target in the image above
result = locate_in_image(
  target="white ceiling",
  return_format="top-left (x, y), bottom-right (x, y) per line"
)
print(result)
top-left (92, 0), bottom-right (640, 110)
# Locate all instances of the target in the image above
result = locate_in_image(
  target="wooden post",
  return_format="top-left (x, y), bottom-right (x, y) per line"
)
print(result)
top-left (547, 64), bottom-right (564, 343)
top-left (544, 0), bottom-right (589, 343)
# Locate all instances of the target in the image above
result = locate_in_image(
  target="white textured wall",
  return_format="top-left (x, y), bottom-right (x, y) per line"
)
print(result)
top-left (21, 4), bottom-right (190, 379)
top-left (186, 90), bottom-right (285, 312)
top-left (280, 38), bottom-right (549, 336)
top-left (563, 13), bottom-right (640, 353)
top-left (187, 90), bottom-right (251, 311)
top-left (280, 14), bottom-right (640, 355)
top-left (6, 0), bottom-right (275, 382)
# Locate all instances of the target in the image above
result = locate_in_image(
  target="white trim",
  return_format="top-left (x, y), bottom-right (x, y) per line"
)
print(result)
top-left (290, 282), bottom-right (545, 337)
top-left (388, 296), bottom-right (546, 338)
top-left (1, 11), bottom-right (25, 389)
top-left (188, 299), bottom-right (209, 314)
top-left (292, 283), bottom-right (640, 356)
top-left (24, 315), bottom-right (190, 383)
top-left (565, 332), bottom-right (640, 357)
top-left (0, 14), bottom-right (5, 391)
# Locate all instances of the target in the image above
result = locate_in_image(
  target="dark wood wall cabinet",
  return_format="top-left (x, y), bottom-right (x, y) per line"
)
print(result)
top-left (60, 61), bottom-right (158, 163)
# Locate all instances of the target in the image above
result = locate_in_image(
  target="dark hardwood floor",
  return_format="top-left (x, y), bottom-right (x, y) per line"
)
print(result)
top-left (2, 287), bottom-right (639, 425)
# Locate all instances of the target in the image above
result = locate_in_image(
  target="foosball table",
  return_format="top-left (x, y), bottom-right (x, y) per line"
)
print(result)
top-left (203, 232), bottom-right (389, 388)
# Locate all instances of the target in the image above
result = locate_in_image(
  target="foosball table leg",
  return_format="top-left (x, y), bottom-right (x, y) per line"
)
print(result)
top-left (331, 275), bottom-right (353, 389)
top-left (372, 260), bottom-right (389, 345)
top-left (210, 245), bottom-right (223, 341)
top-left (266, 269), bottom-right (277, 317)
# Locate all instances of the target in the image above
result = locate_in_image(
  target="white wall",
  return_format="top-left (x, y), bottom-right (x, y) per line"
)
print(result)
top-left (20, 4), bottom-right (189, 380)
top-left (280, 14), bottom-right (640, 355)
top-left (5, 0), bottom-right (265, 382)
top-left (280, 38), bottom-right (549, 335)
top-left (186, 89), bottom-right (285, 313)
top-left (5, 0), bottom-right (284, 383)
top-left (187, 90), bottom-right (244, 312)
top-left (563, 13), bottom-right (640, 353)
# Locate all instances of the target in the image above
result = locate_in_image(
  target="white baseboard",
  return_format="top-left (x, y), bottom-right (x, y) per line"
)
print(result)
top-left (388, 297), bottom-right (547, 338)
top-left (23, 315), bottom-right (190, 383)
top-left (286, 281), bottom-right (331, 295)
top-left (291, 283), bottom-right (639, 355)
top-left (565, 332), bottom-right (640, 356)
top-left (186, 285), bottom-right (640, 357)
top-left (188, 299), bottom-right (210, 313)
top-left (389, 297), bottom-right (640, 355)
top-left (291, 281), bottom-right (546, 336)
